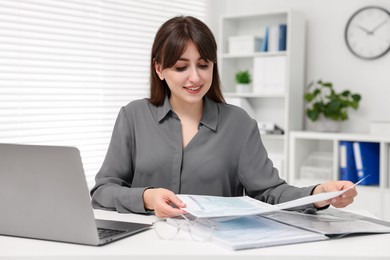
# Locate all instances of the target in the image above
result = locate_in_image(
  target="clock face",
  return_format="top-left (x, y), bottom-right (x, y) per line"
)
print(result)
top-left (345, 6), bottom-right (390, 59)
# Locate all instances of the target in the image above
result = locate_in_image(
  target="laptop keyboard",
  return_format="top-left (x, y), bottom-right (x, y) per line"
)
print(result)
top-left (98, 227), bottom-right (126, 239)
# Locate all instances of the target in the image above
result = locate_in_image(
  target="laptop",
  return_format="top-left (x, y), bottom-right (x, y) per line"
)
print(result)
top-left (0, 143), bottom-right (152, 246)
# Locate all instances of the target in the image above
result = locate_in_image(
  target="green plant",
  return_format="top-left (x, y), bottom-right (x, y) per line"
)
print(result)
top-left (304, 80), bottom-right (362, 122)
top-left (235, 70), bottom-right (251, 84)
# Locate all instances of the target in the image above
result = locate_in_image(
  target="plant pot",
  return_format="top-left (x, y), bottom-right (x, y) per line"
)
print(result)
top-left (306, 115), bottom-right (341, 132)
top-left (236, 83), bottom-right (252, 93)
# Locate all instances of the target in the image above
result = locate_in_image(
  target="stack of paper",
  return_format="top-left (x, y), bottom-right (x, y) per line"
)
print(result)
top-left (175, 181), bottom-right (390, 250)
top-left (209, 215), bottom-right (327, 250)
top-left (178, 180), bottom-right (362, 219)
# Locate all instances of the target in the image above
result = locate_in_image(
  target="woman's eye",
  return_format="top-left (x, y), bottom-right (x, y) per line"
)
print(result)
top-left (198, 64), bottom-right (209, 69)
top-left (175, 66), bottom-right (187, 72)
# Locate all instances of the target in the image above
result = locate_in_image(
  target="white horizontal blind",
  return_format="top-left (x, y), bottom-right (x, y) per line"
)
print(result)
top-left (0, 0), bottom-right (208, 189)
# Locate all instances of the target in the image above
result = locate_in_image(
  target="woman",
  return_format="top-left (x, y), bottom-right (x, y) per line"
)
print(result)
top-left (90, 16), bottom-right (357, 218)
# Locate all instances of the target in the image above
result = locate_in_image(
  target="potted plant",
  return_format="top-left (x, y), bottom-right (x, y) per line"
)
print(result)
top-left (235, 70), bottom-right (252, 93)
top-left (304, 80), bottom-right (362, 132)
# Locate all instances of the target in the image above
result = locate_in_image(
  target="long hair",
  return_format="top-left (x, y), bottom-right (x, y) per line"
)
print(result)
top-left (149, 16), bottom-right (224, 105)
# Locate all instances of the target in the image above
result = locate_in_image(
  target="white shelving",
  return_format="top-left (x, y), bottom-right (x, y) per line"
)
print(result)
top-left (289, 131), bottom-right (390, 220)
top-left (219, 10), bottom-right (306, 179)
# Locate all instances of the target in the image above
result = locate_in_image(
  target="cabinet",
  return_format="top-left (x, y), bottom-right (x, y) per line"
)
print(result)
top-left (289, 131), bottom-right (390, 220)
top-left (219, 10), bottom-right (306, 179)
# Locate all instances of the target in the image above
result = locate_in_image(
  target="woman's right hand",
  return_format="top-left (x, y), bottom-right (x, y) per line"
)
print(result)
top-left (143, 188), bottom-right (186, 218)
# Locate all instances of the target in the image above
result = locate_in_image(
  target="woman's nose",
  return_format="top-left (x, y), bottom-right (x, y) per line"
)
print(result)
top-left (188, 68), bottom-right (200, 83)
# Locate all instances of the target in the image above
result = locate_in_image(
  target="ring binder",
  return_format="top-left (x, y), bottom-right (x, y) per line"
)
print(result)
top-left (353, 142), bottom-right (380, 185)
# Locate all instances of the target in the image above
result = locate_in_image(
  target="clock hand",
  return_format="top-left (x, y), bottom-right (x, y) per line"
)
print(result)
top-left (370, 19), bottom-right (389, 34)
top-left (355, 24), bottom-right (371, 35)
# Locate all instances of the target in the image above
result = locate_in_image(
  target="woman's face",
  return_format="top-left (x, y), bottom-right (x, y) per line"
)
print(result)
top-left (155, 41), bottom-right (214, 107)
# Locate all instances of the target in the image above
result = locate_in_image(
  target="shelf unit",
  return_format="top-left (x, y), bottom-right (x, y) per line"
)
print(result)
top-left (219, 10), bottom-right (306, 179)
top-left (289, 131), bottom-right (390, 220)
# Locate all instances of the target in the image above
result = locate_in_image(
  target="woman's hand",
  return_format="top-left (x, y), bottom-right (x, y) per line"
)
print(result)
top-left (312, 180), bottom-right (358, 209)
top-left (143, 188), bottom-right (186, 218)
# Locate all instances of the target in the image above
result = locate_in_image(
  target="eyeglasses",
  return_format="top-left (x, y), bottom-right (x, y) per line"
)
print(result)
top-left (153, 214), bottom-right (215, 242)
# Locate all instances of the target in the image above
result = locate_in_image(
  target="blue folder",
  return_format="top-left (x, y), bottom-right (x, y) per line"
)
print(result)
top-left (353, 142), bottom-right (380, 185)
top-left (278, 24), bottom-right (287, 51)
top-left (339, 141), bottom-right (358, 183)
top-left (260, 26), bottom-right (269, 52)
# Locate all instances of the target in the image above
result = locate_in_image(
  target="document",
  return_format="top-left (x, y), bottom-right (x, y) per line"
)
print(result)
top-left (262, 208), bottom-right (390, 237)
top-left (173, 176), bottom-right (390, 251)
top-left (209, 214), bottom-right (328, 250)
top-left (178, 195), bottom-right (278, 218)
top-left (206, 209), bottom-right (390, 250)
top-left (178, 178), bottom-right (365, 218)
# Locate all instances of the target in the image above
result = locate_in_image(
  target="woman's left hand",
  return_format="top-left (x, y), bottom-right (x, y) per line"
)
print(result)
top-left (312, 180), bottom-right (358, 209)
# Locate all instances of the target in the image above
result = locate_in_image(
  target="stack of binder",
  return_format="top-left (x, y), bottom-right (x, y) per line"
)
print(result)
top-left (339, 141), bottom-right (380, 185)
top-left (260, 24), bottom-right (287, 52)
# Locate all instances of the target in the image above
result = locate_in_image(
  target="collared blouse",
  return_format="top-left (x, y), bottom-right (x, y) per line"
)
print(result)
top-left (91, 96), bottom-right (315, 213)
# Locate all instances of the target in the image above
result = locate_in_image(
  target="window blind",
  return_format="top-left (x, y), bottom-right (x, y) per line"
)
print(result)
top-left (0, 0), bottom-right (209, 189)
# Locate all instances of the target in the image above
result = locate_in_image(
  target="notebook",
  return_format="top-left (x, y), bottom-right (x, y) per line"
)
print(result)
top-left (0, 143), bottom-right (152, 246)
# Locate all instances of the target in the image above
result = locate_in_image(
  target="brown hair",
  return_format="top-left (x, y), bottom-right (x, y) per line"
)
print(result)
top-left (149, 16), bottom-right (225, 105)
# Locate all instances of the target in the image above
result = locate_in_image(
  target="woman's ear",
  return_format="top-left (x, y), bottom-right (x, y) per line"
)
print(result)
top-left (154, 62), bottom-right (164, 80)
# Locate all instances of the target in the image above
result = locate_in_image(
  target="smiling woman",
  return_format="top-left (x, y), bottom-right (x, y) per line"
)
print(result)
top-left (0, 0), bottom-right (209, 189)
top-left (149, 16), bottom-right (224, 148)
top-left (90, 15), bottom-right (358, 219)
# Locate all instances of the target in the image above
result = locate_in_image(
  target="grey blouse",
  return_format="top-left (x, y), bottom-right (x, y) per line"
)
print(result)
top-left (90, 96), bottom-right (316, 213)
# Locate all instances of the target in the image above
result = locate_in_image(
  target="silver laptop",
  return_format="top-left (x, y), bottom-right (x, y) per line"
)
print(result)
top-left (0, 143), bottom-right (151, 246)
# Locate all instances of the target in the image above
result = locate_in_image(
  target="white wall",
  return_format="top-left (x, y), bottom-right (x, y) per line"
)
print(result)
top-left (211, 0), bottom-right (390, 133)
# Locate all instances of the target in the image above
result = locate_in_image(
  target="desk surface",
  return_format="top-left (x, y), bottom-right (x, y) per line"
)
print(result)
top-left (1, 209), bottom-right (390, 260)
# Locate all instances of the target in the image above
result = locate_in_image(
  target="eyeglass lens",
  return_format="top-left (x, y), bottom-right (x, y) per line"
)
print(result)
top-left (188, 220), bottom-right (214, 242)
top-left (154, 217), bottom-right (214, 242)
top-left (153, 219), bottom-right (179, 240)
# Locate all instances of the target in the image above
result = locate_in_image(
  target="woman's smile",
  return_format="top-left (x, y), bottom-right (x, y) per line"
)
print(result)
top-left (183, 85), bottom-right (203, 94)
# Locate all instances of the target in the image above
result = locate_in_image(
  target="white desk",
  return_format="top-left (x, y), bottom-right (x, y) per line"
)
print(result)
top-left (1, 209), bottom-right (390, 260)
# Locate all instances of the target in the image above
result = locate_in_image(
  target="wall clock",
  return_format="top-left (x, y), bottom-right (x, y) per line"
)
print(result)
top-left (345, 6), bottom-right (390, 60)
